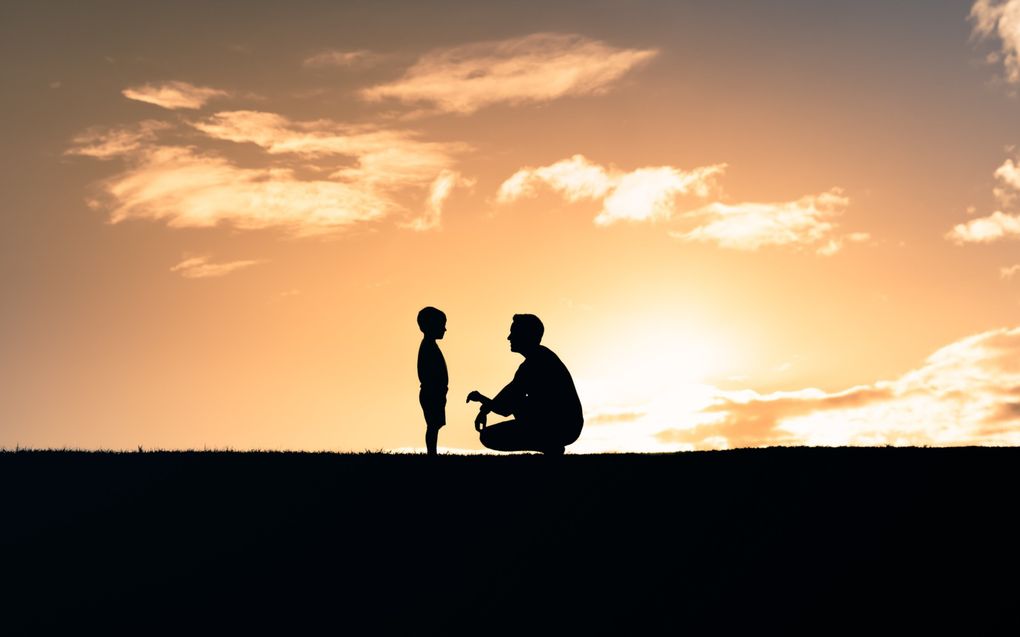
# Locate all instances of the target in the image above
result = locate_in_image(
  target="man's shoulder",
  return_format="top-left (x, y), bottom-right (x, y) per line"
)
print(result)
top-left (535, 345), bottom-right (563, 363)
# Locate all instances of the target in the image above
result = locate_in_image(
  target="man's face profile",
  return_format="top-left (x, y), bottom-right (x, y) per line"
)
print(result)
top-left (508, 320), bottom-right (533, 353)
top-left (507, 322), bottom-right (521, 353)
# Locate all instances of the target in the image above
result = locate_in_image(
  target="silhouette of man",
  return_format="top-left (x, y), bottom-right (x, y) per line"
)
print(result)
top-left (417, 306), bottom-right (448, 456)
top-left (467, 314), bottom-right (583, 455)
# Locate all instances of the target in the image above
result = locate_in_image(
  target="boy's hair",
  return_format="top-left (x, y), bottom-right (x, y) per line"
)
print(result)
top-left (417, 306), bottom-right (446, 333)
top-left (512, 313), bottom-right (544, 344)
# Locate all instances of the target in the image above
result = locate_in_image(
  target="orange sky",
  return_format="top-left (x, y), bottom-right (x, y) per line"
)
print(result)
top-left (2, 1), bottom-right (1020, 452)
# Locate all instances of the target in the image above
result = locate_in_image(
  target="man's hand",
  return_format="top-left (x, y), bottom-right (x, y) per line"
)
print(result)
top-left (468, 390), bottom-right (492, 430)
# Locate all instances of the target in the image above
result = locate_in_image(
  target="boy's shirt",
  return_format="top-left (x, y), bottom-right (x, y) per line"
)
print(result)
top-left (417, 339), bottom-right (448, 391)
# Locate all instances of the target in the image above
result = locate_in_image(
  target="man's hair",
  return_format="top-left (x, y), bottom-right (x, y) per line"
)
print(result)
top-left (512, 313), bottom-right (544, 345)
top-left (417, 306), bottom-right (446, 333)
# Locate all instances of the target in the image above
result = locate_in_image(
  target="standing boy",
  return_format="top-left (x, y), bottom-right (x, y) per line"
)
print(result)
top-left (417, 306), bottom-right (448, 456)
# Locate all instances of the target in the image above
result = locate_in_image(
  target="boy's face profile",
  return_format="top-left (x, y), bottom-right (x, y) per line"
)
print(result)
top-left (417, 306), bottom-right (447, 340)
top-left (425, 318), bottom-right (446, 340)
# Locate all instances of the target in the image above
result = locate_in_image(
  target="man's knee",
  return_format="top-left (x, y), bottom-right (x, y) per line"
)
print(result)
top-left (479, 421), bottom-right (518, 451)
top-left (478, 426), bottom-right (502, 450)
top-left (561, 422), bottom-right (583, 447)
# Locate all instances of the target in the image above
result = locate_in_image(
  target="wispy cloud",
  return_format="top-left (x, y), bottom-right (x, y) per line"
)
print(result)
top-left (948, 210), bottom-right (1020, 243)
top-left (674, 189), bottom-right (851, 253)
top-left (1001, 264), bottom-right (1020, 279)
top-left (191, 110), bottom-right (463, 187)
top-left (498, 154), bottom-right (616, 203)
top-left (992, 155), bottom-right (1020, 202)
top-left (303, 49), bottom-right (381, 68)
top-left (971, 0), bottom-right (1020, 82)
top-left (578, 326), bottom-right (1020, 452)
top-left (598, 167), bottom-right (724, 226)
top-left (122, 81), bottom-right (230, 110)
top-left (403, 169), bottom-right (473, 231)
top-left (498, 154), bottom-right (724, 224)
top-left (498, 155), bottom-right (858, 252)
top-left (68, 110), bottom-right (465, 235)
top-left (665, 326), bottom-right (1020, 449)
top-left (361, 33), bottom-right (657, 114)
top-left (64, 121), bottom-right (170, 160)
top-left (170, 256), bottom-right (262, 279)
top-left (948, 156), bottom-right (1020, 244)
top-left (89, 145), bottom-right (391, 235)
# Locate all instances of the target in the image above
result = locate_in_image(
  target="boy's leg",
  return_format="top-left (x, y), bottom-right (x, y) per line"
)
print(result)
top-left (420, 389), bottom-right (446, 456)
top-left (425, 425), bottom-right (439, 456)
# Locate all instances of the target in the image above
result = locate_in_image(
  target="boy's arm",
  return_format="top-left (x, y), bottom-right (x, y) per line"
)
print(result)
top-left (419, 340), bottom-right (447, 386)
top-left (416, 341), bottom-right (426, 384)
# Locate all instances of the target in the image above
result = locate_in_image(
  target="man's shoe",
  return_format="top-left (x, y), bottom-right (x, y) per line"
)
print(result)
top-left (543, 446), bottom-right (565, 456)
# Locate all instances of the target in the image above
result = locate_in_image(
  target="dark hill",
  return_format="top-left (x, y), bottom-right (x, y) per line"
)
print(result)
top-left (2, 448), bottom-right (1017, 633)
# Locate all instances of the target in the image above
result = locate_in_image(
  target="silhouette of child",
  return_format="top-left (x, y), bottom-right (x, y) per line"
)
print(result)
top-left (417, 306), bottom-right (448, 456)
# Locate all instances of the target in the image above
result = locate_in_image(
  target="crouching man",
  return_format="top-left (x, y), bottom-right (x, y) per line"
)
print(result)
top-left (467, 314), bottom-right (583, 455)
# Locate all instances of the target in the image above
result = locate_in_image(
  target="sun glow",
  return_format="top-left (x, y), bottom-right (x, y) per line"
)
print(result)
top-left (569, 316), bottom-right (738, 452)
top-left (607, 317), bottom-right (735, 385)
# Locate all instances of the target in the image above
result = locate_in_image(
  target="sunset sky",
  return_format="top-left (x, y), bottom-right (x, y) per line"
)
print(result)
top-left (3, 0), bottom-right (1020, 452)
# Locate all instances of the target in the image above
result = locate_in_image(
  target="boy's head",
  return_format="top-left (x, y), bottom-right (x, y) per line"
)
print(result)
top-left (417, 306), bottom-right (447, 339)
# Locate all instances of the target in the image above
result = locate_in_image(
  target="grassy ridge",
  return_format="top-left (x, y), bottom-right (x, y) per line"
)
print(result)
top-left (2, 448), bottom-right (1018, 633)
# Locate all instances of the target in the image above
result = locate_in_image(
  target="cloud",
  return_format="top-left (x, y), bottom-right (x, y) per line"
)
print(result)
top-left (599, 166), bottom-right (725, 225)
top-left (498, 155), bottom-right (857, 252)
top-left (948, 156), bottom-right (1020, 243)
top-left (948, 210), bottom-right (1020, 243)
top-left (122, 81), bottom-right (230, 110)
top-left (991, 157), bottom-right (1020, 209)
top-left (993, 156), bottom-right (1020, 192)
top-left (64, 121), bottom-right (170, 160)
top-left (191, 110), bottom-right (462, 187)
top-left (403, 170), bottom-right (473, 231)
top-left (497, 154), bottom-right (617, 203)
top-left (89, 145), bottom-right (391, 235)
top-left (674, 189), bottom-right (851, 252)
top-left (661, 326), bottom-right (1020, 449)
top-left (574, 326), bottom-right (1020, 452)
top-left (303, 49), bottom-right (381, 68)
top-left (69, 111), bottom-right (465, 236)
top-left (1001, 264), bottom-right (1020, 279)
top-left (587, 410), bottom-right (646, 425)
top-left (170, 256), bottom-right (262, 279)
top-left (497, 154), bottom-right (725, 224)
top-left (361, 33), bottom-right (657, 114)
top-left (971, 0), bottom-right (1020, 82)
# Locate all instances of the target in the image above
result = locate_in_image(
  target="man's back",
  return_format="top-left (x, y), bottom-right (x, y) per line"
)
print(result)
top-left (515, 345), bottom-right (583, 429)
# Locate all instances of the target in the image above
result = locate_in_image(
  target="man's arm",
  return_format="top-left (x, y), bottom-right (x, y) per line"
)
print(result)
top-left (466, 378), bottom-right (519, 418)
top-left (465, 390), bottom-right (492, 410)
top-left (488, 380), bottom-right (519, 417)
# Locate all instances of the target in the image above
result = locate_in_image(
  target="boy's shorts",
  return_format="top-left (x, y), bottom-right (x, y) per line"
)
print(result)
top-left (419, 388), bottom-right (447, 429)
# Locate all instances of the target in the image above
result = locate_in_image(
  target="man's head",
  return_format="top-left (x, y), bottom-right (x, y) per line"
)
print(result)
top-left (508, 314), bottom-right (543, 354)
top-left (417, 306), bottom-right (447, 339)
